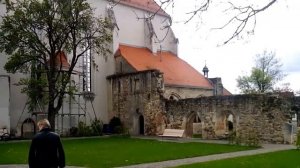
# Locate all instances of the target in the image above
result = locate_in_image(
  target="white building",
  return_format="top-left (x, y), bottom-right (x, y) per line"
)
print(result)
top-left (0, 0), bottom-right (230, 137)
top-left (0, 0), bottom-right (180, 136)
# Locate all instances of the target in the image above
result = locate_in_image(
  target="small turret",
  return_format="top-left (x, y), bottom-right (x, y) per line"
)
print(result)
top-left (202, 63), bottom-right (209, 78)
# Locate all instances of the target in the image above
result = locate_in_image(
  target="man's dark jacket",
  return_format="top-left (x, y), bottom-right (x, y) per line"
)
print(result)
top-left (28, 128), bottom-right (65, 168)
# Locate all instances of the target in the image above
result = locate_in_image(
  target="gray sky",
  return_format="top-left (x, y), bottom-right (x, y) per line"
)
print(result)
top-left (162, 0), bottom-right (300, 94)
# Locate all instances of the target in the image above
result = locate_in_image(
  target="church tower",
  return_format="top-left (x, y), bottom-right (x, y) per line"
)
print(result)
top-left (202, 63), bottom-right (209, 78)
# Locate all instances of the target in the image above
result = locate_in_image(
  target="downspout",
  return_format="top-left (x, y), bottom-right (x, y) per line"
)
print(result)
top-left (0, 75), bottom-right (11, 133)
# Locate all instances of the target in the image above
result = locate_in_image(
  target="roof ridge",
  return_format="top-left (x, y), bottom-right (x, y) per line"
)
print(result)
top-left (118, 0), bottom-right (169, 17)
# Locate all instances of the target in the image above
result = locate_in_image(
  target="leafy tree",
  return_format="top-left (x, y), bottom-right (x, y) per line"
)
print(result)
top-left (0, 0), bottom-right (112, 130)
top-left (237, 50), bottom-right (285, 94)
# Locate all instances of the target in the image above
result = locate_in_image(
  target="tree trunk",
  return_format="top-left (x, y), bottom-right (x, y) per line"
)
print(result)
top-left (48, 102), bottom-right (56, 131)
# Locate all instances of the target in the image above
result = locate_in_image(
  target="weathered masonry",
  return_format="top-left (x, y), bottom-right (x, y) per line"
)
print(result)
top-left (166, 94), bottom-right (299, 144)
top-left (108, 70), bottom-right (299, 144)
top-left (107, 70), bottom-right (166, 135)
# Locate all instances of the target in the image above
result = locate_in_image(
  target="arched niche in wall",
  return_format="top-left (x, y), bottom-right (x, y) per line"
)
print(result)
top-left (21, 118), bottom-right (36, 139)
top-left (169, 92), bottom-right (181, 101)
top-left (185, 111), bottom-right (202, 138)
top-left (215, 110), bottom-right (235, 137)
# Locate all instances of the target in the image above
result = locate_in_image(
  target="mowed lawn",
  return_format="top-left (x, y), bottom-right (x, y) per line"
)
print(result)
top-left (176, 149), bottom-right (300, 168)
top-left (0, 136), bottom-right (254, 168)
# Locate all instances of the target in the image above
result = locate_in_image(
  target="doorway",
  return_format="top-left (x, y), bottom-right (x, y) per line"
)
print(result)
top-left (139, 115), bottom-right (144, 135)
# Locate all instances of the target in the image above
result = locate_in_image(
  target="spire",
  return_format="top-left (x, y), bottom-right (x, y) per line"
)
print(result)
top-left (202, 61), bottom-right (209, 78)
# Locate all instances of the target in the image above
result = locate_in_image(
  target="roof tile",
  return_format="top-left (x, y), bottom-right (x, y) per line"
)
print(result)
top-left (118, 45), bottom-right (213, 89)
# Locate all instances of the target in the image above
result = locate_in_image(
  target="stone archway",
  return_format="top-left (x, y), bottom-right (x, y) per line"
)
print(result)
top-left (227, 114), bottom-right (234, 132)
top-left (185, 111), bottom-right (202, 138)
top-left (215, 111), bottom-right (235, 137)
top-left (21, 118), bottom-right (36, 139)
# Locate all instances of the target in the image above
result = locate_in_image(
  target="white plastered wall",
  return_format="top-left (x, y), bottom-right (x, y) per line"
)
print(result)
top-left (0, 3), bottom-right (29, 134)
top-left (88, 0), bottom-right (178, 123)
top-left (0, 0), bottom-right (180, 130)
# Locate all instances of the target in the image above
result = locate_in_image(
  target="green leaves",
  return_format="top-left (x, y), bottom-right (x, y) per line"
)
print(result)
top-left (237, 51), bottom-right (285, 94)
top-left (0, 0), bottom-right (112, 126)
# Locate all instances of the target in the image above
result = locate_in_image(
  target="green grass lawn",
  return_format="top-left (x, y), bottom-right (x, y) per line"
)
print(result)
top-left (176, 149), bottom-right (300, 168)
top-left (0, 136), bottom-right (254, 168)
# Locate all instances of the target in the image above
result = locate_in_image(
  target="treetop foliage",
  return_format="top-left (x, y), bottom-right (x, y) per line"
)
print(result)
top-left (236, 50), bottom-right (285, 94)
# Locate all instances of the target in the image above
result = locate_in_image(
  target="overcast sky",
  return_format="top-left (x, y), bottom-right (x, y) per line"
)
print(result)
top-left (162, 0), bottom-right (300, 94)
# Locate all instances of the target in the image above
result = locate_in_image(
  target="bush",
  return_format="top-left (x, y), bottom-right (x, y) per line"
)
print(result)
top-left (69, 127), bottom-right (79, 137)
top-left (91, 119), bottom-right (103, 136)
top-left (109, 117), bottom-right (122, 134)
top-left (78, 121), bottom-right (92, 136)
top-left (69, 120), bottom-right (103, 137)
top-left (230, 129), bottom-right (260, 147)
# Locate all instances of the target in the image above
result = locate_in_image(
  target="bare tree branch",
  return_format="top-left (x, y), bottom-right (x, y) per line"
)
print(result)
top-left (154, 0), bottom-right (277, 44)
top-left (216, 0), bottom-right (277, 45)
top-left (185, 0), bottom-right (211, 24)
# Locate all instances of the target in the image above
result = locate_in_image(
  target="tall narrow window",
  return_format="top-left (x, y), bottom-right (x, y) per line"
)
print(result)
top-left (83, 44), bottom-right (91, 92)
top-left (118, 80), bottom-right (121, 93)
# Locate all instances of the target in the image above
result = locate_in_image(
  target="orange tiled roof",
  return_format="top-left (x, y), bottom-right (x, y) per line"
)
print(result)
top-left (118, 45), bottom-right (213, 89)
top-left (119, 0), bottom-right (169, 17)
top-left (47, 51), bottom-right (70, 71)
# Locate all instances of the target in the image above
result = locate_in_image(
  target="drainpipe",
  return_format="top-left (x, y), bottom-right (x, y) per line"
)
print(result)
top-left (0, 75), bottom-right (11, 132)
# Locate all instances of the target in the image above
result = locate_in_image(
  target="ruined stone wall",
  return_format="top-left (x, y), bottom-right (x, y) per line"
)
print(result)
top-left (108, 67), bottom-right (299, 143)
top-left (107, 70), bottom-right (166, 135)
top-left (166, 94), bottom-right (292, 144)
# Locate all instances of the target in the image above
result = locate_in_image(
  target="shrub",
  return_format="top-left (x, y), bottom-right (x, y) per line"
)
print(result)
top-left (78, 121), bottom-right (92, 136)
top-left (230, 129), bottom-right (260, 147)
top-left (69, 127), bottom-right (79, 137)
top-left (91, 119), bottom-right (103, 136)
top-left (109, 117), bottom-right (122, 134)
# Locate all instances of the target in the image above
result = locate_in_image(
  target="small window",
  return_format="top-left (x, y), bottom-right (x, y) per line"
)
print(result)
top-left (118, 81), bottom-right (121, 93)
top-left (130, 78), bottom-right (133, 93)
top-left (134, 79), bottom-right (140, 92)
top-left (120, 62), bottom-right (123, 73)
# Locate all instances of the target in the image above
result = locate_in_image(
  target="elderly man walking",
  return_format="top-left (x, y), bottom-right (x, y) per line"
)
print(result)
top-left (28, 119), bottom-right (65, 168)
